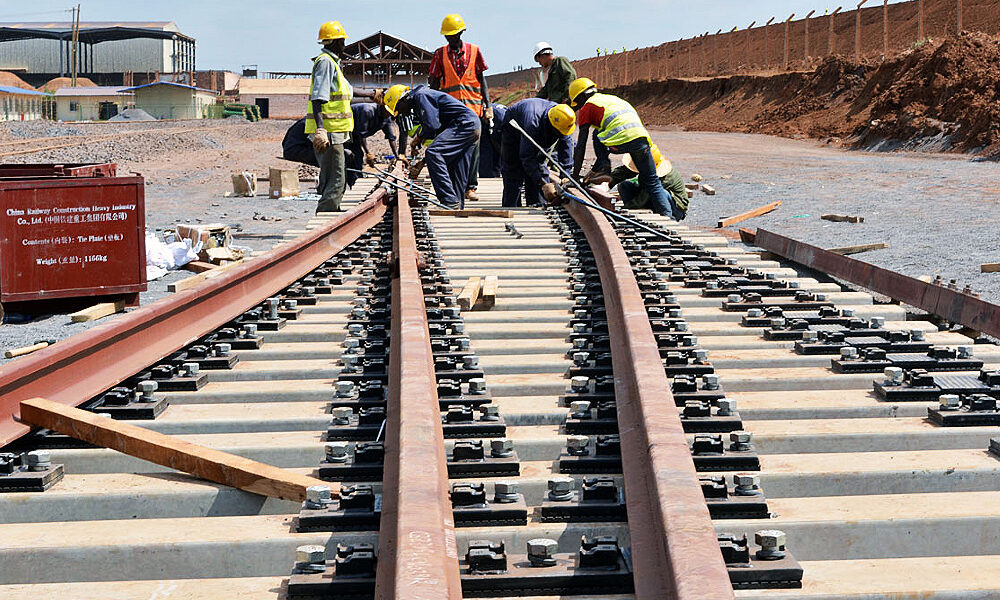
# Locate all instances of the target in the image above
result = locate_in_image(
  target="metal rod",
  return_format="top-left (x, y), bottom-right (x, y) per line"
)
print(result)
top-left (346, 167), bottom-right (450, 209)
top-left (372, 165), bottom-right (437, 198)
top-left (507, 119), bottom-right (675, 241)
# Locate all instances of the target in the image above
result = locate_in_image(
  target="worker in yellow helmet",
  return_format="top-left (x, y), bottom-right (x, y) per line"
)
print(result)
top-left (430, 13), bottom-right (491, 202)
top-left (498, 99), bottom-right (575, 208)
top-left (568, 77), bottom-right (681, 218)
top-left (306, 20), bottom-right (381, 212)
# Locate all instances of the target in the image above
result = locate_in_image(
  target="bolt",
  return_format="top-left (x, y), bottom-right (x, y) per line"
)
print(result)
top-left (573, 352), bottom-right (589, 366)
top-left (331, 407), bottom-right (353, 425)
top-left (727, 294), bottom-right (742, 303)
top-left (493, 481), bottom-right (520, 503)
top-left (733, 473), bottom-right (761, 496)
top-left (957, 345), bottom-right (973, 359)
top-left (815, 293), bottom-right (828, 301)
top-left (547, 476), bottom-right (574, 501)
top-left (574, 309), bottom-right (588, 320)
top-left (571, 376), bottom-right (590, 393)
top-left (716, 398), bottom-right (736, 416)
top-left (462, 355), bottom-right (479, 369)
top-left (910, 329), bottom-right (926, 341)
top-left (343, 337), bottom-right (360, 349)
top-left (325, 442), bottom-right (349, 463)
top-left (870, 316), bottom-right (885, 329)
top-left (25, 450), bottom-right (51, 472)
top-left (469, 378), bottom-right (487, 394)
top-left (840, 347), bottom-right (859, 360)
top-left (770, 317), bottom-right (786, 329)
top-left (754, 530), bottom-right (787, 560)
top-left (283, 299), bottom-right (298, 311)
top-left (788, 280), bottom-right (801, 288)
top-left (351, 306), bottom-right (367, 319)
top-left (343, 352), bottom-right (360, 367)
top-left (491, 438), bottom-right (514, 458)
top-left (572, 337), bottom-right (588, 349)
top-left (730, 430), bottom-right (752, 450)
top-left (242, 323), bottom-right (258, 337)
top-left (802, 331), bottom-right (819, 343)
top-left (347, 323), bottom-right (364, 336)
top-left (747, 308), bottom-right (763, 318)
top-left (138, 380), bottom-right (158, 400)
top-left (526, 538), bottom-right (559, 567)
top-left (336, 380), bottom-right (356, 397)
top-left (478, 405), bottom-right (500, 421)
top-left (214, 343), bottom-right (231, 357)
top-left (884, 367), bottom-right (904, 385)
top-left (676, 322), bottom-right (689, 332)
top-left (182, 362), bottom-right (200, 377)
top-left (938, 394), bottom-right (961, 410)
top-left (452, 322), bottom-right (465, 334)
top-left (566, 435), bottom-right (590, 455)
top-left (457, 337), bottom-right (472, 351)
top-left (305, 485), bottom-right (334, 509)
top-left (294, 545), bottom-right (327, 573)
top-left (693, 349), bottom-right (709, 363)
top-left (702, 374), bottom-right (720, 390)
top-left (266, 297), bottom-right (280, 319)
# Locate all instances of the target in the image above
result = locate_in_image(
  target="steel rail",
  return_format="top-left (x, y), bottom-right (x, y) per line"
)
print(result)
top-left (0, 196), bottom-right (390, 448)
top-left (566, 200), bottom-right (736, 600)
top-left (756, 228), bottom-right (1000, 338)
top-left (375, 183), bottom-right (463, 598)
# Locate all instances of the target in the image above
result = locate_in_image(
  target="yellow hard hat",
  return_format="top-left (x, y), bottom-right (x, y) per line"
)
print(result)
top-left (383, 84), bottom-right (410, 116)
top-left (317, 21), bottom-right (347, 42)
top-left (441, 14), bottom-right (466, 36)
top-left (547, 103), bottom-right (576, 136)
top-left (568, 77), bottom-right (597, 108)
top-left (623, 143), bottom-right (672, 177)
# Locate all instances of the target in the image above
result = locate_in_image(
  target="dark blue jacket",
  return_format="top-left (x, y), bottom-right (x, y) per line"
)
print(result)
top-left (408, 85), bottom-right (477, 140)
top-left (502, 98), bottom-right (573, 185)
top-left (352, 102), bottom-right (397, 141)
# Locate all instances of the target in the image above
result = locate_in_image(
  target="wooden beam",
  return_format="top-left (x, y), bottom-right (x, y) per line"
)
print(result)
top-left (480, 275), bottom-right (499, 310)
top-left (458, 277), bottom-right (482, 311)
top-left (168, 259), bottom-right (245, 293)
top-left (183, 261), bottom-right (217, 273)
top-left (981, 263), bottom-right (1000, 273)
top-left (821, 214), bottom-right (865, 223)
top-left (427, 209), bottom-right (515, 218)
top-left (717, 200), bottom-right (782, 228)
top-left (827, 242), bottom-right (889, 255)
top-left (19, 397), bottom-right (331, 502)
top-left (701, 184), bottom-right (716, 195)
top-left (69, 300), bottom-right (126, 323)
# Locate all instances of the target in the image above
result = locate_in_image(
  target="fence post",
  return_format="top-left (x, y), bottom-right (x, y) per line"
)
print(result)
top-left (765, 17), bottom-right (775, 69)
top-left (957, 0), bottom-right (963, 34)
top-left (728, 27), bottom-right (737, 73)
top-left (784, 13), bottom-right (795, 69)
top-left (918, 0), bottom-right (924, 40)
top-left (856, 0), bottom-right (870, 61)
top-left (702, 32), bottom-right (709, 76)
top-left (746, 21), bottom-right (755, 68)
top-left (829, 6), bottom-right (842, 55)
top-left (805, 10), bottom-right (815, 64)
top-left (883, 0), bottom-right (889, 57)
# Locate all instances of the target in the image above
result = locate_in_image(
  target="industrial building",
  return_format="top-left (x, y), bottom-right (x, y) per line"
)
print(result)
top-left (122, 81), bottom-right (216, 120)
top-left (0, 21), bottom-right (195, 87)
top-left (54, 87), bottom-right (132, 121)
top-left (237, 78), bottom-right (309, 119)
top-left (0, 85), bottom-right (46, 121)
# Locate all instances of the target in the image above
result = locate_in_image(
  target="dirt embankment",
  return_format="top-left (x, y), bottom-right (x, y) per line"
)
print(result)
top-left (605, 33), bottom-right (1000, 158)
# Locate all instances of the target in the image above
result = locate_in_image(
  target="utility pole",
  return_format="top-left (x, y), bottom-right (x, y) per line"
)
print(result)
top-left (857, 0), bottom-right (870, 62)
top-left (764, 17), bottom-right (775, 69)
top-left (804, 10), bottom-right (815, 64)
top-left (829, 7), bottom-right (842, 55)
top-left (746, 21), bottom-right (756, 68)
top-left (784, 13), bottom-right (795, 70)
top-left (70, 4), bottom-right (80, 86)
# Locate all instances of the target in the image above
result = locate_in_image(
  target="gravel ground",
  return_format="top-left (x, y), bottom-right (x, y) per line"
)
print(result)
top-left (650, 129), bottom-right (1000, 302)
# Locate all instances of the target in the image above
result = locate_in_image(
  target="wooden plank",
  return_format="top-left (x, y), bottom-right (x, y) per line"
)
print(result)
top-left (167, 260), bottom-right (245, 293)
top-left (183, 261), bottom-right (217, 273)
top-left (827, 242), bottom-right (889, 256)
top-left (701, 184), bottom-right (716, 195)
top-left (822, 214), bottom-right (865, 223)
top-left (981, 263), bottom-right (1000, 273)
top-left (19, 397), bottom-right (332, 502)
top-left (68, 300), bottom-right (126, 323)
top-left (717, 200), bottom-right (782, 228)
top-left (480, 275), bottom-right (499, 309)
top-left (738, 228), bottom-right (757, 244)
top-left (457, 276), bottom-right (482, 311)
top-left (4, 340), bottom-right (54, 359)
top-left (427, 209), bottom-right (515, 218)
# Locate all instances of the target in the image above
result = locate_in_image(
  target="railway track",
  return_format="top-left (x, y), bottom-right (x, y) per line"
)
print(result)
top-left (1, 168), bottom-right (1000, 599)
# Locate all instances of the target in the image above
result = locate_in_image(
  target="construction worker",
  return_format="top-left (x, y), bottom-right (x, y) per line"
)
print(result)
top-left (429, 14), bottom-right (491, 201)
top-left (533, 42), bottom-right (577, 105)
top-left (345, 102), bottom-right (399, 188)
top-left (611, 149), bottom-right (688, 220)
top-left (281, 117), bottom-right (319, 167)
top-left (568, 77), bottom-right (675, 217)
top-left (383, 84), bottom-right (481, 209)
top-left (500, 100), bottom-right (575, 208)
top-left (482, 102), bottom-right (508, 177)
top-left (306, 20), bottom-right (379, 212)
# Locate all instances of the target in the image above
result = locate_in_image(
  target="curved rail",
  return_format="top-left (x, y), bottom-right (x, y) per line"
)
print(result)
top-left (0, 193), bottom-right (390, 447)
top-left (566, 200), bottom-right (736, 600)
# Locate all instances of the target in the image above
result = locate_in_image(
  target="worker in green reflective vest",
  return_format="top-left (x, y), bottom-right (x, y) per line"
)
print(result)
top-left (306, 20), bottom-right (380, 212)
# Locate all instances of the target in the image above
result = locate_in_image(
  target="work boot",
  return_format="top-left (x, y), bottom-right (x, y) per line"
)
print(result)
top-left (583, 168), bottom-right (612, 186)
top-left (465, 189), bottom-right (480, 202)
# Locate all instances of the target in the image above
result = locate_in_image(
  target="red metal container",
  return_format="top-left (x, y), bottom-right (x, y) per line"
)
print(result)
top-left (0, 163), bottom-right (118, 179)
top-left (0, 176), bottom-right (146, 303)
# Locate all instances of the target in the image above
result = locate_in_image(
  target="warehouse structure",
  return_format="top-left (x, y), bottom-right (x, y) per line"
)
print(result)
top-left (237, 78), bottom-right (308, 119)
top-left (122, 81), bottom-right (216, 120)
top-left (341, 31), bottom-right (433, 87)
top-left (54, 87), bottom-right (132, 121)
top-left (0, 85), bottom-right (47, 121)
top-left (0, 21), bottom-right (195, 87)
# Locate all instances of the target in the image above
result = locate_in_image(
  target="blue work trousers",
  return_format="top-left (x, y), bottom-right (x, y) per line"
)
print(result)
top-left (499, 130), bottom-right (542, 208)
top-left (425, 118), bottom-right (481, 208)
top-left (592, 128), bottom-right (612, 172)
top-left (610, 137), bottom-right (673, 217)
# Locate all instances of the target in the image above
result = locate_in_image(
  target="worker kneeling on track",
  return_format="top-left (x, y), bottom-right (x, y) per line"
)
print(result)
top-left (568, 77), bottom-right (677, 218)
top-left (383, 84), bottom-right (481, 210)
top-left (500, 100), bottom-right (575, 208)
top-left (345, 102), bottom-right (399, 189)
top-left (612, 147), bottom-right (688, 220)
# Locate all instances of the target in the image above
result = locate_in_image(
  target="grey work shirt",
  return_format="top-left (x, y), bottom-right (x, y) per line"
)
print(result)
top-left (309, 48), bottom-right (349, 144)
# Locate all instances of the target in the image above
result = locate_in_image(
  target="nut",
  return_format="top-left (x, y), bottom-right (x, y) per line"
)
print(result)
top-left (493, 481), bottom-right (520, 503)
top-left (242, 323), bottom-right (258, 337)
top-left (727, 294), bottom-right (742, 303)
top-left (802, 331), bottom-right (819, 343)
top-left (335, 380), bottom-right (356, 397)
top-left (755, 530), bottom-right (787, 560)
top-left (747, 308), bottom-right (763, 318)
top-left (182, 362), bottom-right (200, 377)
top-left (569, 400), bottom-right (591, 418)
top-left (469, 378), bottom-right (487, 394)
top-left (716, 398), bottom-right (736, 416)
top-left (490, 438), bottom-right (514, 458)
top-left (702, 374), bottom-right (720, 390)
top-left (331, 407), bottom-right (353, 425)
top-left (325, 442), bottom-right (349, 463)
top-left (214, 343), bottom-right (231, 356)
top-left (547, 476), bottom-right (574, 501)
top-left (305, 485), bottom-right (334, 509)
top-left (295, 544), bottom-right (327, 572)
top-left (526, 538), bottom-right (559, 566)
top-left (733, 473), bottom-right (762, 496)
top-left (25, 450), bottom-right (51, 471)
top-left (884, 367), bottom-right (904, 385)
top-left (840, 347), bottom-right (859, 360)
top-left (570, 376), bottom-right (590, 393)
top-left (938, 394), bottom-right (961, 410)
top-left (909, 329), bottom-right (926, 341)
top-left (869, 316), bottom-right (885, 329)
top-left (478, 404), bottom-right (500, 420)
top-left (138, 380), bottom-right (158, 398)
top-left (572, 352), bottom-right (590, 366)
top-left (566, 435), bottom-right (590, 455)
top-left (957, 345), bottom-right (973, 359)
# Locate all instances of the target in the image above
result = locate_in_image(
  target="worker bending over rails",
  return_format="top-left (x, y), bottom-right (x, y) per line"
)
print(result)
top-left (383, 84), bottom-right (481, 210)
top-left (345, 102), bottom-right (399, 189)
top-left (533, 42), bottom-right (577, 105)
top-left (568, 77), bottom-right (675, 218)
top-left (430, 13), bottom-right (491, 201)
top-left (500, 99), bottom-right (575, 208)
top-left (307, 20), bottom-right (379, 213)
top-left (612, 150), bottom-right (688, 220)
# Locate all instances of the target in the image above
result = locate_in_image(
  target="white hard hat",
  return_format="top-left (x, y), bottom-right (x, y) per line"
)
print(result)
top-left (533, 42), bottom-right (554, 58)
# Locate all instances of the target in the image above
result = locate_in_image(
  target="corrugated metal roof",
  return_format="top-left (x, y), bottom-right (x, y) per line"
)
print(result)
top-left (121, 81), bottom-right (216, 94)
top-left (53, 86), bottom-right (132, 97)
top-left (0, 21), bottom-right (176, 31)
top-left (238, 78), bottom-right (310, 95)
top-left (0, 85), bottom-right (48, 96)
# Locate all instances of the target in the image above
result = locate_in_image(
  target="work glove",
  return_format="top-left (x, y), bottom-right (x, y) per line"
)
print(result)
top-left (312, 129), bottom-right (329, 153)
top-left (372, 88), bottom-right (385, 104)
top-left (484, 105), bottom-right (494, 121)
top-left (541, 182), bottom-right (561, 203)
top-left (364, 153), bottom-right (377, 167)
top-left (409, 137), bottom-right (423, 155)
top-left (408, 159), bottom-right (425, 180)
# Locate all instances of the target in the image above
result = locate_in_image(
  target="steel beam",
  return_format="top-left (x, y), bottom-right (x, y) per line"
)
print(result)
top-left (756, 228), bottom-right (1000, 338)
top-left (566, 201), bottom-right (735, 600)
top-left (0, 196), bottom-right (388, 448)
top-left (375, 185), bottom-right (462, 598)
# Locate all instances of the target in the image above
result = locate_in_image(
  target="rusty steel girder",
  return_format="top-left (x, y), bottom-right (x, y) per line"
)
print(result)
top-left (756, 228), bottom-right (1000, 338)
top-left (566, 200), bottom-right (735, 600)
top-left (375, 191), bottom-right (462, 599)
top-left (0, 195), bottom-right (389, 448)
